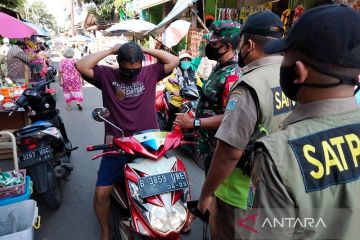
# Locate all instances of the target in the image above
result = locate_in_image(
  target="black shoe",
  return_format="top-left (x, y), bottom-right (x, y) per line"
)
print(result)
top-left (77, 104), bottom-right (83, 111)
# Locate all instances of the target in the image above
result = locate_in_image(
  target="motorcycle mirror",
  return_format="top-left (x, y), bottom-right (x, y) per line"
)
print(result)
top-left (92, 107), bottom-right (110, 122)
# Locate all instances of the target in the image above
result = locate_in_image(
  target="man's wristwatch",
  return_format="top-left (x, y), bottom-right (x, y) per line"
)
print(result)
top-left (194, 118), bottom-right (201, 129)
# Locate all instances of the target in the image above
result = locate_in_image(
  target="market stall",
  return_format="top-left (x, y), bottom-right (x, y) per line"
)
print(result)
top-left (0, 12), bottom-right (52, 132)
top-left (0, 79), bottom-right (29, 130)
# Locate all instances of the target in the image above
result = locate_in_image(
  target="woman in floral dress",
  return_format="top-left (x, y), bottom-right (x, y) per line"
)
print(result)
top-left (59, 48), bottom-right (84, 111)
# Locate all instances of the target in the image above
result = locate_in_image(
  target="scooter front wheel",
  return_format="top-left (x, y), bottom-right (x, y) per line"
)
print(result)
top-left (42, 163), bottom-right (62, 209)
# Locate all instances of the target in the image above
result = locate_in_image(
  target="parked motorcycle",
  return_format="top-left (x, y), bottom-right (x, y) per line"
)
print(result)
top-left (10, 79), bottom-right (77, 209)
top-left (88, 108), bottom-right (193, 239)
top-left (155, 90), bottom-right (170, 131)
top-left (156, 78), bottom-right (200, 132)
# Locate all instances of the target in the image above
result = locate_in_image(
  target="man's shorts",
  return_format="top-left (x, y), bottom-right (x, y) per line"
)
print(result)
top-left (96, 154), bottom-right (129, 187)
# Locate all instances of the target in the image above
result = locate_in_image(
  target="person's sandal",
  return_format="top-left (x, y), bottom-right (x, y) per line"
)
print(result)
top-left (77, 104), bottom-right (83, 111)
top-left (66, 106), bottom-right (71, 111)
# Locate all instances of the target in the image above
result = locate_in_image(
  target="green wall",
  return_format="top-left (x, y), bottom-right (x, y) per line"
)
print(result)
top-left (148, 4), bottom-right (163, 24)
top-left (205, 0), bottom-right (238, 17)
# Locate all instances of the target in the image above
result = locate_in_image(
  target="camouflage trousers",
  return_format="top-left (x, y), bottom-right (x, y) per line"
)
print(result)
top-left (195, 129), bottom-right (218, 175)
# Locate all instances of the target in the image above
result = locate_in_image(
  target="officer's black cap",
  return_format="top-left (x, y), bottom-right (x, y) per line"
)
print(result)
top-left (241, 11), bottom-right (284, 38)
top-left (264, 4), bottom-right (360, 68)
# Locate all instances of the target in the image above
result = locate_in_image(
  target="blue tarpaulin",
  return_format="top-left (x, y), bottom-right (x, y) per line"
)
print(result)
top-left (23, 21), bottom-right (50, 37)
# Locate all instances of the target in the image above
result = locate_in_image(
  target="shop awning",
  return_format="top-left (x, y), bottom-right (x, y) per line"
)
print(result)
top-left (23, 21), bottom-right (49, 37)
top-left (144, 0), bottom-right (197, 35)
top-left (135, 0), bottom-right (172, 10)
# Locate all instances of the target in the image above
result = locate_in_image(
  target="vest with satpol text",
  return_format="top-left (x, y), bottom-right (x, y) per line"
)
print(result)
top-left (256, 109), bottom-right (360, 239)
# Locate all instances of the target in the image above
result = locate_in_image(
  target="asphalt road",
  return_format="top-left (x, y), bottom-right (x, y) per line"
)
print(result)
top-left (32, 55), bottom-right (206, 240)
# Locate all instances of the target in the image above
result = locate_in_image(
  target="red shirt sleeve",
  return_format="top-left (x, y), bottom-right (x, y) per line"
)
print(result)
top-left (222, 74), bottom-right (239, 109)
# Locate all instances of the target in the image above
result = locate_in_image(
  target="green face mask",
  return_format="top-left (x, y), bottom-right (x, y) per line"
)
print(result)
top-left (180, 61), bottom-right (192, 70)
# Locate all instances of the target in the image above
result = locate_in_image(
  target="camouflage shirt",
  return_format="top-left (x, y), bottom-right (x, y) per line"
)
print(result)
top-left (195, 60), bottom-right (241, 173)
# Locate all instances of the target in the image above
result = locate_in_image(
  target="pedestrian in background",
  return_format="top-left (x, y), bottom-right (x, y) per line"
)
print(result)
top-left (0, 38), bottom-right (10, 55)
top-left (59, 47), bottom-right (84, 111)
top-left (7, 41), bottom-right (30, 84)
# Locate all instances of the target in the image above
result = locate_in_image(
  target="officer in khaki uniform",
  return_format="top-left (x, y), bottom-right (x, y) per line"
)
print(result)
top-left (198, 12), bottom-right (295, 239)
top-left (248, 5), bottom-right (360, 240)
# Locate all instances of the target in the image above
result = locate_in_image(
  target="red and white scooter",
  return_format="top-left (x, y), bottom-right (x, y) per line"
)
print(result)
top-left (87, 108), bottom-right (193, 239)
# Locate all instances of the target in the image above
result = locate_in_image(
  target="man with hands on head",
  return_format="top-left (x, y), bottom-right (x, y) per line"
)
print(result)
top-left (75, 42), bottom-right (178, 240)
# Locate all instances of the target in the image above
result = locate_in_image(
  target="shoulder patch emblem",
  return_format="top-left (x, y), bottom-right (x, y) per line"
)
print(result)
top-left (226, 97), bottom-right (238, 111)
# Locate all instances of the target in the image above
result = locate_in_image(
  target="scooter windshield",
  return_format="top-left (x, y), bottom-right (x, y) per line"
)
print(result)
top-left (133, 130), bottom-right (168, 151)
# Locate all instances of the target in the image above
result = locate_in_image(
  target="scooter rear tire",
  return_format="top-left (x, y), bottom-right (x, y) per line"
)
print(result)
top-left (111, 197), bottom-right (123, 240)
top-left (42, 163), bottom-right (62, 209)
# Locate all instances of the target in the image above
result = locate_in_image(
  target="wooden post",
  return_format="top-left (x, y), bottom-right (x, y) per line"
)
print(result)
top-left (191, 9), bottom-right (210, 33)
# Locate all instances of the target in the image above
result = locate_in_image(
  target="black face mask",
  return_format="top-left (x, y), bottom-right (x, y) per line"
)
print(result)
top-left (205, 44), bottom-right (227, 61)
top-left (280, 65), bottom-right (300, 101)
top-left (119, 66), bottom-right (141, 81)
top-left (238, 44), bottom-right (250, 68)
top-left (280, 61), bottom-right (355, 101)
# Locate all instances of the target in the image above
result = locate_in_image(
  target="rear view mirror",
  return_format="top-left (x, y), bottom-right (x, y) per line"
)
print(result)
top-left (92, 107), bottom-right (110, 122)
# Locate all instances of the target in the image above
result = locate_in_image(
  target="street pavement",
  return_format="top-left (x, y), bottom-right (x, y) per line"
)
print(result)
top-left (33, 54), bottom-right (206, 240)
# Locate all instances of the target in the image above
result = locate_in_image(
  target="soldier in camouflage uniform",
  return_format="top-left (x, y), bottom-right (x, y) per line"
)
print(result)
top-left (175, 20), bottom-right (241, 174)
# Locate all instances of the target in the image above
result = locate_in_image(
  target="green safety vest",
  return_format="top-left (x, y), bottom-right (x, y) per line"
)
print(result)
top-left (255, 109), bottom-right (360, 239)
top-left (215, 61), bottom-right (294, 209)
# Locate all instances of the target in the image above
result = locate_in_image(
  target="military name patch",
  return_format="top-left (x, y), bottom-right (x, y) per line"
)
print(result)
top-left (271, 87), bottom-right (296, 115)
top-left (289, 123), bottom-right (360, 192)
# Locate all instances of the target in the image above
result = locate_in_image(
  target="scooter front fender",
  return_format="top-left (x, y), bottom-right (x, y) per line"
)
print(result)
top-left (27, 162), bottom-right (49, 193)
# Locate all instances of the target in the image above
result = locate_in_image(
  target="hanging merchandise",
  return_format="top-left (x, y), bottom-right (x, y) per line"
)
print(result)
top-left (187, 30), bottom-right (204, 57)
top-left (239, 3), bottom-right (273, 23)
top-left (217, 8), bottom-right (239, 21)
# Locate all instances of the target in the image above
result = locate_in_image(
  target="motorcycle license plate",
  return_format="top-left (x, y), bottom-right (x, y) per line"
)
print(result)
top-left (19, 145), bottom-right (53, 163)
top-left (138, 171), bottom-right (188, 198)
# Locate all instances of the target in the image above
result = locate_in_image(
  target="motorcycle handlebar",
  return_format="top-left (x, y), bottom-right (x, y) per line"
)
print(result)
top-left (35, 79), bottom-right (54, 91)
top-left (182, 133), bottom-right (198, 139)
top-left (87, 144), bottom-right (113, 151)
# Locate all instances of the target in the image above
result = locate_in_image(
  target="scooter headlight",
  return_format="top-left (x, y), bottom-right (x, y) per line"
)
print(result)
top-left (148, 202), bottom-right (187, 233)
top-left (168, 202), bottom-right (187, 229)
top-left (41, 127), bottom-right (62, 139)
top-left (149, 206), bottom-right (170, 233)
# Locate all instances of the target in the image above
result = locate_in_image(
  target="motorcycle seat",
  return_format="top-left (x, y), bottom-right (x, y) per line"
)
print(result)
top-left (14, 121), bottom-right (53, 136)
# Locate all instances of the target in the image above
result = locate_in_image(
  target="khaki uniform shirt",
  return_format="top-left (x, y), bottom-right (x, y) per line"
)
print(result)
top-left (215, 56), bottom-right (289, 209)
top-left (248, 97), bottom-right (360, 239)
